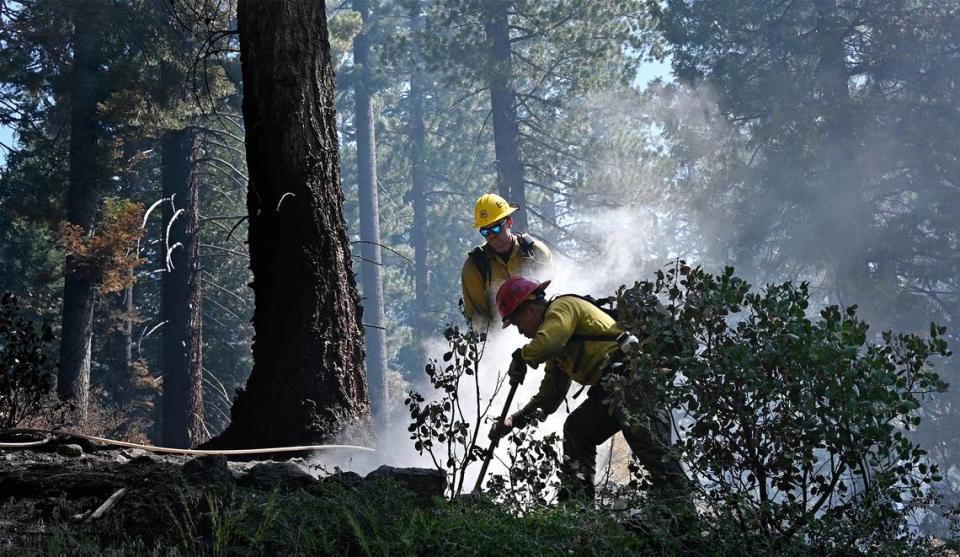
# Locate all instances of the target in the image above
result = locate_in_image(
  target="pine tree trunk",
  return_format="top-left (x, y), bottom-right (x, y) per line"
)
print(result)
top-left (103, 278), bottom-right (135, 405)
top-left (107, 142), bottom-right (140, 407)
top-left (160, 127), bottom-right (205, 448)
top-left (484, 0), bottom-right (527, 231)
top-left (409, 0), bottom-right (430, 350)
top-left (353, 0), bottom-right (388, 429)
top-left (121, 283), bottom-right (134, 397)
top-left (204, 0), bottom-right (371, 449)
top-left (58, 0), bottom-right (106, 419)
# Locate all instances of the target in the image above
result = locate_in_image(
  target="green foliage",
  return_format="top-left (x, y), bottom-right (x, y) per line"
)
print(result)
top-left (608, 262), bottom-right (951, 552)
top-left (0, 292), bottom-right (58, 429)
top-left (49, 479), bottom-right (660, 556)
top-left (484, 426), bottom-right (563, 511)
top-left (405, 326), bottom-right (494, 497)
top-left (654, 0), bottom-right (960, 328)
top-left (405, 261), bottom-right (951, 553)
top-left (421, 0), bottom-right (655, 239)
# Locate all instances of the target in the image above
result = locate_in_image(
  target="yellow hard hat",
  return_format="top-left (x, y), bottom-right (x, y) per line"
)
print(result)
top-left (474, 193), bottom-right (517, 229)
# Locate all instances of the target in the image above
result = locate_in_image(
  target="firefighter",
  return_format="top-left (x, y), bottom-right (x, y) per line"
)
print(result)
top-left (461, 193), bottom-right (552, 328)
top-left (489, 276), bottom-right (687, 502)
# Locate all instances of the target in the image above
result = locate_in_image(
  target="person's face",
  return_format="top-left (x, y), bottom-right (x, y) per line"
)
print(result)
top-left (480, 217), bottom-right (512, 253)
top-left (508, 302), bottom-right (542, 339)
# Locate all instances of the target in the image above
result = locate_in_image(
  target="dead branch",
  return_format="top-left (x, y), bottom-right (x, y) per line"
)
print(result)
top-left (87, 488), bottom-right (128, 521)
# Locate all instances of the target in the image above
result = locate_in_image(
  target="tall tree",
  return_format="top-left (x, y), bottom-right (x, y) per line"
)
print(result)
top-left (424, 0), bottom-right (649, 240)
top-left (482, 0), bottom-right (527, 230)
top-left (352, 0), bottom-right (388, 428)
top-left (160, 125), bottom-right (205, 447)
top-left (58, 0), bottom-right (108, 417)
top-left (205, 0), bottom-right (371, 448)
top-left (407, 0), bottom-right (430, 353)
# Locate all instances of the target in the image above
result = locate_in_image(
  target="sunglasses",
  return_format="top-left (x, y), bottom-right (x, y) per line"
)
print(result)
top-left (480, 218), bottom-right (509, 237)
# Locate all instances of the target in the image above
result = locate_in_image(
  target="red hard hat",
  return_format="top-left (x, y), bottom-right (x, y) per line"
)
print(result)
top-left (496, 277), bottom-right (551, 327)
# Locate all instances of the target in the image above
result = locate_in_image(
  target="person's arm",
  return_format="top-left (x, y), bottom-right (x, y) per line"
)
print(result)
top-left (493, 361), bottom-right (570, 440)
top-left (460, 258), bottom-right (488, 324)
top-left (517, 360), bottom-right (570, 420)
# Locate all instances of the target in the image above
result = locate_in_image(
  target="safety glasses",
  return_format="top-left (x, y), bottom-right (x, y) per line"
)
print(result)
top-left (479, 218), bottom-right (508, 238)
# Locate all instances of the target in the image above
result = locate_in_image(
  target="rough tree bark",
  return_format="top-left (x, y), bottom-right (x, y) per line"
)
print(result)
top-left (353, 0), bottom-right (388, 429)
top-left (408, 0), bottom-right (430, 351)
top-left (483, 0), bottom-right (527, 231)
top-left (160, 127), bottom-right (205, 448)
top-left (58, 0), bottom-right (107, 418)
top-left (204, 0), bottom-right (371, 449)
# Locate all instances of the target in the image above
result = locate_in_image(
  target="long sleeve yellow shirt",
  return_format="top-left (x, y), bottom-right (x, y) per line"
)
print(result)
top-left (460, 234), bottom-right (552, 327)
top-left (519, 296), bottom-right (622, 416)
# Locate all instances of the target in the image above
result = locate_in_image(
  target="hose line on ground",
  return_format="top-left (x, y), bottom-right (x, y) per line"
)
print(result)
top-left (0, 428), bottom-right (375, 455)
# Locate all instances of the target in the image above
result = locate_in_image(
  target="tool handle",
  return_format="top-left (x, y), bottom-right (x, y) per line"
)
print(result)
top-left (473, 380), bottom-right (519, 493)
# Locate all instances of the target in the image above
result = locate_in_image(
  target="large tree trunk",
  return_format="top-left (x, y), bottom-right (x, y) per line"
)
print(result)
top-left (408, 0), bottom-right (430, 351)
top-left (353, 0), bottom-right (388, 429)
top-left (204, 0), bottom-right (371, 449)
top-left (58, 0), bottom-right (106, 419)
top-left (160, 127), bottom-right (205, 448)
top-left (483, 0), bottom-right (527, 231)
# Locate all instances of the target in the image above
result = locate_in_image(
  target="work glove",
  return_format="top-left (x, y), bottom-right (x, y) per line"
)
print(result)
top-left (488, 418), bottom-right (513, 442)
top-left (507, 348), bottom-right (527, 386)
top-left (510, 407), bottom-right (541, 430)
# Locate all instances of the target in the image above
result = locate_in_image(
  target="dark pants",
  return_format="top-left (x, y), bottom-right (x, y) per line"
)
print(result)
top-left (559, 382), bottom-right (686, 501)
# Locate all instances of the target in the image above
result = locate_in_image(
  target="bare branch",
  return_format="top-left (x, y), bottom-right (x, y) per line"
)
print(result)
top-left (351, 240), bottom-right (414, 266)
top-left (200, 243), bottom-right (247, 258)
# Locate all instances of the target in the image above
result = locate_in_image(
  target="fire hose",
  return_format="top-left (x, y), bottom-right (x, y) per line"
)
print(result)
top-left (0, 428), bottom-right (375, 456)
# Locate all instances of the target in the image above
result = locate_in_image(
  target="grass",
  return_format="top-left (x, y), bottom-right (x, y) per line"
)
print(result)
top-left (21, 475), bottom-right (950, 556)
top-left (32, 478), bottom-right (658, 556)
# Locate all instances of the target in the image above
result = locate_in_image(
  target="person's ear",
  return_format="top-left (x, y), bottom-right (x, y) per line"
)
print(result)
top-left (507, 216), bottom-right (513, 228)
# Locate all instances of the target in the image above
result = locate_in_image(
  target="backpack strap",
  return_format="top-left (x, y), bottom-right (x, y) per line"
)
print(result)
top-left (467, 246), bottom-right (490, 283)
top-left (516, 233), bottom-right (536, 257)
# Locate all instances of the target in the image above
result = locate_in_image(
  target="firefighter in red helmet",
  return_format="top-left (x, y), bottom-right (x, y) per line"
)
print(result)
top-left (491, 276), bottom-right (687, 502)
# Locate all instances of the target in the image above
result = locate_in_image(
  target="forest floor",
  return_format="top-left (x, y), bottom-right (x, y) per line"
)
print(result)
top-left (0, 432), bottom-right (659, 556)
top-left (7, 433), bottom-right (949, 556)
top-left (0, 431), bottom-right (454, 555)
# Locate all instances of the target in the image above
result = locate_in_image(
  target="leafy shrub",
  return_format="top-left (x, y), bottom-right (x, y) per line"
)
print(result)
top-left (0, 292), bottom-right (59, 429)
top-left (608, 262), bottom-right (951, 553)
top-left (484, 423), bottom-right (563, 511)
top-left (405, 326), bottom-right (502, 497)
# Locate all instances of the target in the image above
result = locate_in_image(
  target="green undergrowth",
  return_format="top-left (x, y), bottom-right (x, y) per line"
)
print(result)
top-left (22, 475), bottom-right (956, 556)
top-left (34, 478), bottom-right (657, 557)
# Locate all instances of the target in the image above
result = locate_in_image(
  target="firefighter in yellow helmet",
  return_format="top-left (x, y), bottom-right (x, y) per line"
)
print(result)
top-left (461, 193), bottom-right (553, 328)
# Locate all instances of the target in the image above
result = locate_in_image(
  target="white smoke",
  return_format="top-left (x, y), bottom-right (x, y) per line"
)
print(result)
top-left (315, 83), bottom-right (734, 491)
